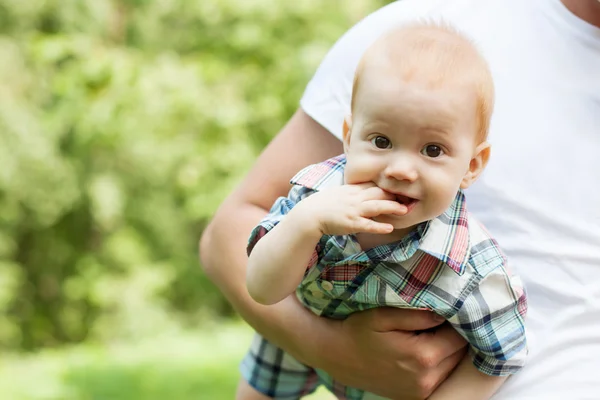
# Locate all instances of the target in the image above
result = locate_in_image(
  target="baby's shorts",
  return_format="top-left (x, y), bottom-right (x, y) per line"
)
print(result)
top-left (240, 333), bottom-right (387, 400)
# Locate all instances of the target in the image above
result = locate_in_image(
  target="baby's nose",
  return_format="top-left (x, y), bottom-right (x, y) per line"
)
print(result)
top-left (384, 158), bottom-right (418, 182)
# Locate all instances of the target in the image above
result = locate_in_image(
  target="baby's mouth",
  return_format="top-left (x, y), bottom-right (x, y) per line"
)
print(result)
top-left (395, 194), bottom-right (416, 205)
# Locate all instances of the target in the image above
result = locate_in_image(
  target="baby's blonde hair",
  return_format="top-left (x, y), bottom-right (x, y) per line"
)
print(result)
top-left (351, 21), bottom-right (495, 142)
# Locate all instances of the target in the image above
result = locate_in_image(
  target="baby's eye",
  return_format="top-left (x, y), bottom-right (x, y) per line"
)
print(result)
top-left (370, 136), bottom-right (391, 149)
top-left (421, 144), bottom-right (444, 158)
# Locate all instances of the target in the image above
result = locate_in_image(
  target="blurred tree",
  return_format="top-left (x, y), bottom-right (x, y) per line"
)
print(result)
top-left (0, 0), bottom-right (393, 350)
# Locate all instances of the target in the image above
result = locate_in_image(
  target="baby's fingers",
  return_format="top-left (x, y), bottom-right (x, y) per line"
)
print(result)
top-left (355, 217), bottom-right (394, 234)
top-left (359, 186), bottom-right (397, 201)
top-left (361, 200), bottom-right (407, 218)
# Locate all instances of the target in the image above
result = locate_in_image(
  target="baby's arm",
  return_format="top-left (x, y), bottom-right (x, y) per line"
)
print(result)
top-left (427, 355), bottom-right (507, 400)
top-left (246, 183), bottom-right (404, 305)
top-left (246, 197), bottom-right (322, 305)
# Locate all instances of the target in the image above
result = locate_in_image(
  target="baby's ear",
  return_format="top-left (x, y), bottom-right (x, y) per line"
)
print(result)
top-left (342, 115), bottom-right (353, 153)
top-left (460, 142), bottom-right (491, 189)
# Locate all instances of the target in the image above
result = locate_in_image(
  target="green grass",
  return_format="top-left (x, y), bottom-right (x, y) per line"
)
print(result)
top-left (0, 323), bottom-right (334, 400)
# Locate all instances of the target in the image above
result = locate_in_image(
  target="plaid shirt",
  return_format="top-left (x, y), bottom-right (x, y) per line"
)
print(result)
top-left (248, 155), bottom-right (528, 376)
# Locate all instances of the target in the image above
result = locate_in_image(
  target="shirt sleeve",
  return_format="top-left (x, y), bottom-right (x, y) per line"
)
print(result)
top-left (299, 0), bottom-right (447, 139)
top-left (247, 185), bottom-right (314, 256)
top-left (448, 265), bottom-right (528, 376)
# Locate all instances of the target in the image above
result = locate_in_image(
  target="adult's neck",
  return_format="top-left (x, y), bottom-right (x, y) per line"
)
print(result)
top-left (561, 0), bottom-right (600, 28)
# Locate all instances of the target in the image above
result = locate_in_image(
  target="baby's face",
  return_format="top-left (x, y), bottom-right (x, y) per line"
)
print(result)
top-left (344, 70), bottom-right (482, 235)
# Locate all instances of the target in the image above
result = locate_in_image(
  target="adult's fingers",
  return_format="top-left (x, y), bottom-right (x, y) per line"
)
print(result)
top-left (422, 347), bottom-right (468, 395)
top-left (368, 307), bottom-right (447, 332)
top-left (411, 323), bottom-right (468, 364)
top-left (435, 346), bottom-right (468, 378)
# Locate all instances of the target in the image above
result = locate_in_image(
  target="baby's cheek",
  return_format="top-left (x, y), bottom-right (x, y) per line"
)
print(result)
top-left (427, 179), bottom-right (460, 213)
top-left (344, 160), bottom-right (373, 184)
top-left (343, 167), bottom-right (359, 184)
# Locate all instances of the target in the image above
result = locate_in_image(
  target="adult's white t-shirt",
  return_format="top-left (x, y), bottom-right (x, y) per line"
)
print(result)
top-left (300, 0), bottom-right (600, 399)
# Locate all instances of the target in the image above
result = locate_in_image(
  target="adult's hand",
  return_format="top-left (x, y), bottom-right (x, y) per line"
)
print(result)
top-left (309, 307), bottom-right (467, 400)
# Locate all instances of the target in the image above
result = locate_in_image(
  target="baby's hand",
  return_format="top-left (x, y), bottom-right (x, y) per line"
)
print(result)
top-left (298, 183), bottom-right (407, 236)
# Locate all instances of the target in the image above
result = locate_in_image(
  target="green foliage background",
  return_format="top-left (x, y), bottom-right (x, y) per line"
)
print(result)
top-left (0, 0), bottom-right (392, 352)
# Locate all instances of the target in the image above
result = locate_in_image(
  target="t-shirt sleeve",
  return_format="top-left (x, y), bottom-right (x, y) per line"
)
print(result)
top-left (247, 185), bottom-right (313, 256)
top-left (299, 0), bottom-right (447, 139)
top-left (448, 266), bottom-right (528, 376)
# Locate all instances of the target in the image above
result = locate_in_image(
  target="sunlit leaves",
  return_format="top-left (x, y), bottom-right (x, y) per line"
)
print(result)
top-left (0, 0), bottom-right (392, 349)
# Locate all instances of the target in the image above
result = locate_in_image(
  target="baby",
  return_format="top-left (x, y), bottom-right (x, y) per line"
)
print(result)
top-left (239, 21), bottom-right (527, 400)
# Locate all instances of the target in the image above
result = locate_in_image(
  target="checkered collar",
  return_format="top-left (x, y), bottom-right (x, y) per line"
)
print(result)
top-left (291, 155), bottom-right (471, 275)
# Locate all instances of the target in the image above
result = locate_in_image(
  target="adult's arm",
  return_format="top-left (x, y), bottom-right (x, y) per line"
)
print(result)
top-left (199, 109), bottom-right (467, 399)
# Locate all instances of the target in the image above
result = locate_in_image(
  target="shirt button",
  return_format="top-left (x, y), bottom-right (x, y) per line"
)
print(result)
top-left (321, 280), bottom-right (334, 291)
